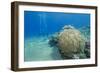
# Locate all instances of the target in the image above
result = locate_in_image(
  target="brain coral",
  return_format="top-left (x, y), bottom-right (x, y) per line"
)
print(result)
top-left (57, 25), bottom-right (86, 58)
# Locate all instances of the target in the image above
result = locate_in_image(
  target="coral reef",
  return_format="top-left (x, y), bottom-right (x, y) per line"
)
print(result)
top-left (84, 41), bottom-right (90, 58)
top-left (57, 25), bottom-right (86, 59)
top-left (49, 25), bottom-right (88, 59)
top-left (79, 25), bottom-right (90, 40)
top-left (49, 34), bottom-right (58, 47)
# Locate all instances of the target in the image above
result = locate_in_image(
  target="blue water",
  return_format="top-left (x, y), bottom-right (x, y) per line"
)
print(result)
top-left (24, 11), bottom-right (90, 61)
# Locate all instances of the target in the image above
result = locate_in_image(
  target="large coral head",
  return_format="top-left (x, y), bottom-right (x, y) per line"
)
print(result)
top-left (57, 25), bottom-right (85, 55)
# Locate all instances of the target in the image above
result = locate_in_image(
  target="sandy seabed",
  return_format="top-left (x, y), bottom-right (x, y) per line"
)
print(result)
top-left (24, 36), bottom-right (63, 62)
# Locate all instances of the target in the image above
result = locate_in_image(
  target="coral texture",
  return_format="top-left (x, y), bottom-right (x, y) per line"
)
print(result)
top-left (57, 25), bottom-right (86, 59)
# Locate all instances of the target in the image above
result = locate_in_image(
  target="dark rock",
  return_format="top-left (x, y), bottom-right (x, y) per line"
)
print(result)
top-left (84, 41), bottom-right (90, 58)
top-left (84, 49), bottom-right (90, 58)
top-left (85, 41), bottom-right (90, 49)
top-left (48, 35), bottom-right (58, 47)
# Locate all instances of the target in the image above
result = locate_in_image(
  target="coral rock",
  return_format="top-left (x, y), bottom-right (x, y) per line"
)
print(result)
top-left (57, 25), bottom-right (86, 59)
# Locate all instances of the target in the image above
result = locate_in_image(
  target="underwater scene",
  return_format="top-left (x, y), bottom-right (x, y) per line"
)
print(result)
top-left (24, 11), bottom-right (90, 61)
